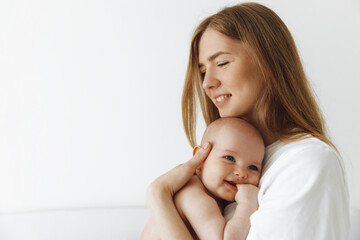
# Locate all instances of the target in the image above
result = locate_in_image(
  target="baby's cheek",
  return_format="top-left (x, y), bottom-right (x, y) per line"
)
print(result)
top-left (249, 175), bottom-right (260, 186)
top-left (201, 168), bottom-right (218, 190)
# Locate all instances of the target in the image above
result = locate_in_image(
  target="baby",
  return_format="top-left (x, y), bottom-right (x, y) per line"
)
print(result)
top-left (174, 117), bottom-right (265, 239)
top-left (141, 117), bottom-right (265, 239)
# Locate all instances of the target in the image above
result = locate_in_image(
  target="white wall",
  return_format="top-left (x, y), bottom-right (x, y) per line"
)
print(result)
top-left (0, 0), bottom-right (359, 214)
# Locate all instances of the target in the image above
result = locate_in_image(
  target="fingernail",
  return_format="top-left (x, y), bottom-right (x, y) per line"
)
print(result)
top-left (203, 142), bottom-right (209, 149)
top-left (193, 146), bottom-right (200, 156)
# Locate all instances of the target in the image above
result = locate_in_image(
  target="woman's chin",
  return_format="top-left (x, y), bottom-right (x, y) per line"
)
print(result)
top-left (219, 111), bottom-right (241, 118)
top-left (219, 110), bottom-right (230, 118)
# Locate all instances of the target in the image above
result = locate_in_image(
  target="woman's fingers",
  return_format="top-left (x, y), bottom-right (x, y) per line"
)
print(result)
top-left (147, 142), bottom-right (212, 201)
top-left (186, 142), bottom-right (211, 171)
top-left (168, 142), bottom-right (212, 194)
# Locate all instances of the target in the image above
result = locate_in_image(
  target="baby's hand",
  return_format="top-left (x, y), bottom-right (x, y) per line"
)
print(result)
top-left (235, 184), bottom-right (259, 208)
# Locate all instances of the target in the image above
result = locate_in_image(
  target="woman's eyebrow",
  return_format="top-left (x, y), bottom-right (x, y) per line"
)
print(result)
top-left (198, 51), bottom-right (231, 68)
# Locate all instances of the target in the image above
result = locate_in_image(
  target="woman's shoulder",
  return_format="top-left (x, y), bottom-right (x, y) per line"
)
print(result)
top-left (260, 136), bottom-right (348, 197)
top-left (265, 136), bottom-right (338, 162)
top-left (263, 136), bottom-right (344, 179)
top-left (268, 136), bottom-right (331, 151)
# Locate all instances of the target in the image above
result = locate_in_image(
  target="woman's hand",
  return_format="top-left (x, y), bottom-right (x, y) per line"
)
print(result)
top-left (145, 142), bottom-right (211, 240)
top-left (146, 142), bottom-right (211, 206)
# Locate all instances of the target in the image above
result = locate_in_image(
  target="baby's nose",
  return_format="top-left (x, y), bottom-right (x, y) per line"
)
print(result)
top-left (233, 168), bottom-right (247, 179)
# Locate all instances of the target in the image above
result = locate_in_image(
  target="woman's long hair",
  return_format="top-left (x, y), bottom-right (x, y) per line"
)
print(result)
top-left (182, 2), bottom-right (337, 151)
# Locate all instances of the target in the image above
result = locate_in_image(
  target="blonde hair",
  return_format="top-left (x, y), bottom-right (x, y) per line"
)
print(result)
top-left (181, 2), bottom-right (337, 151)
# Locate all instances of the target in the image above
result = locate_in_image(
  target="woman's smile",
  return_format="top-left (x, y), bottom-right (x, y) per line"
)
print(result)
top-left (214, 94), bottom-right (232, 107)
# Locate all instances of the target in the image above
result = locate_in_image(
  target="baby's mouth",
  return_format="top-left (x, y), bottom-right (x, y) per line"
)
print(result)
top-left (225, 180), bottom-right (237, 187)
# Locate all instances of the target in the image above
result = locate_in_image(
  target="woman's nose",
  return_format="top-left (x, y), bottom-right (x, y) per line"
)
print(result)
top-left (202, 70), bottom-right (220, 90)
top-left (234, 168), bottom-right (248, 179)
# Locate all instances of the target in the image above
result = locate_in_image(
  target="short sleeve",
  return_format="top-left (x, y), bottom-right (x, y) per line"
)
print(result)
top-left (246, 144), bottom-right (350, 240)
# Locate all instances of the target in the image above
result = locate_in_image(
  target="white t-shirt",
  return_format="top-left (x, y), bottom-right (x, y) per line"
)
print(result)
top-left (225, 137), bottom-right (350, 240)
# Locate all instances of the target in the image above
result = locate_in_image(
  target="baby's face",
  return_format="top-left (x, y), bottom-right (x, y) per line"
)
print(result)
top-left (198, 123), bottom-right (264, 202)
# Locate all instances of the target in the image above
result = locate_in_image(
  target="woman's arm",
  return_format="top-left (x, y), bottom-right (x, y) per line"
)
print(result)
top-left (145, 142), bottom-right (211, 240)
top-left (140, 216), bottom-right (160, 240)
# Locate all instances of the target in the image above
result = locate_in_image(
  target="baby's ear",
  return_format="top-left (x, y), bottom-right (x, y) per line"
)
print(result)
top-left (192, 145), bottom-right (204, 176)
top-left (195, 168), bottom-right (201, 176)
top-left (193, 145), bottom-right (201, 156)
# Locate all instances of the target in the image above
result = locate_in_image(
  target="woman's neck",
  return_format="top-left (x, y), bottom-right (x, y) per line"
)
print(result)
top-left (261, 132), bottom-right (277, 146)
top-left (241, 114), bottom-right (277, 147)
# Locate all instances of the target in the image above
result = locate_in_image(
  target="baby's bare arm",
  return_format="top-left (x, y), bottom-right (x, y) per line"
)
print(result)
top-left (224, 184), bottom-right (259, 240)
top-left (174, 175), bottom-right (226, 240)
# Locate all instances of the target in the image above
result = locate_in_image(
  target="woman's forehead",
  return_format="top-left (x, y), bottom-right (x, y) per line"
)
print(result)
top-left (199, 29), bottom-right (239, 59)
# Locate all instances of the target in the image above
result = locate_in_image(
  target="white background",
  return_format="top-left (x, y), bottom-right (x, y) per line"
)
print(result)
top-left (0, 0), bottom-right (359, 214)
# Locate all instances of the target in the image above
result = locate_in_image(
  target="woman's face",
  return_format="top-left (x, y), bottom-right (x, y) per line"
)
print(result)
top-left (198, 28), bottom-right (263, 121)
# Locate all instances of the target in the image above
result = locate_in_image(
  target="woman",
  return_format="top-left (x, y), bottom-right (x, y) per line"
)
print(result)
top-left (144, 3), bottom-right (349, 239)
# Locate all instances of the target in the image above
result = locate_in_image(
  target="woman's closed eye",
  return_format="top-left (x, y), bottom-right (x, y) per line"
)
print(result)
top-left (200, 62), bottom-right (228, 79)
top-left (217, 61), bottom-right (229, 67)
top-left (248, 165), bottom-right (259, 171)
top-left (224, 155), bottom-right (235, 162)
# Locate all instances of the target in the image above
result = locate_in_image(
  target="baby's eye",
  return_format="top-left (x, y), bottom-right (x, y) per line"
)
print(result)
top-left (248, 165), bottom-right (259, 171)
top-left (224, 155), bottom-right (235, 162)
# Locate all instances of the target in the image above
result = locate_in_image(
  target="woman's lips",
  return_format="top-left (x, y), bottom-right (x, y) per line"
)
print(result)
top-left (214, 94), bottom-right (231, 108)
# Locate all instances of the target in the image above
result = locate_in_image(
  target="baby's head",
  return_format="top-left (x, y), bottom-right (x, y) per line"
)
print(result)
top-left (195, 117), bottom-right (265, 202)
